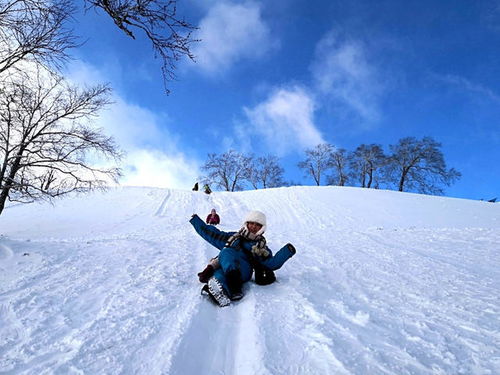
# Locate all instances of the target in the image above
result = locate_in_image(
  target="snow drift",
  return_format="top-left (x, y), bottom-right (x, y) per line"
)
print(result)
top-left (0, 186), bottom-right (499, 374)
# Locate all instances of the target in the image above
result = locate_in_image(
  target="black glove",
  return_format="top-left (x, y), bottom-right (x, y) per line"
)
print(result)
top-left (254, 267), bottom-right (276, 285)
top-left (286, 243), bottom-right (296, 254)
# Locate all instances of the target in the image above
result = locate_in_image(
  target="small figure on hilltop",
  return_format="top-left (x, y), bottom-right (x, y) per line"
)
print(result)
top-left (203, 184), bottom-right (212, 194)
top-left (192, 182), bottom-right (199, 191)
top-left (190, 210), bottom-right (296, 306)
top-left (206, 208), bottom-right (220, 225)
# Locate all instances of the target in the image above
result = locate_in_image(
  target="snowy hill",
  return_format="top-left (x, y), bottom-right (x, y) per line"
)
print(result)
top-left (0, 186), bottom-right (499, 374)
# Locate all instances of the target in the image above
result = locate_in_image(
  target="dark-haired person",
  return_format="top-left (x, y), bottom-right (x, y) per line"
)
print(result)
top-left (205, 208), bottom-right (220, 225)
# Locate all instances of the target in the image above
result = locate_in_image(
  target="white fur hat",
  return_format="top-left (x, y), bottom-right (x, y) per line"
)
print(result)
top-left (244, 210), bottom-right (267, 235)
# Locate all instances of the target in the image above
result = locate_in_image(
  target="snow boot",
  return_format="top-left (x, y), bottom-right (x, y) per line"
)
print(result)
top-left (197, 264), bottom-right (214, 283)
top-left (201, 284), bottom-right (221, 306)
top-left (206, 277), bottom-right (231, 307)
top-left (225, 269), bottom-right (244, 301)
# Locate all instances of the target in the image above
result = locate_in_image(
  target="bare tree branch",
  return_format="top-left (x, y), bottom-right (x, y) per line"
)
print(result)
top-left (327, 148), bottom-right (349, 187)
top-left (298, 143), bottom-right (334, 186)
top-left (85, 0), bottom-right (198, 94)
top-left (201, 150), bottom-right (252, 192)
top-left (1, 0), bottom-right (197, 94)
top-left (0, 68), bottom-right (122, 215)
top-left (0, 0), bottom-right (78, 74)
top-left (248, 155), bottom-right (285, 189)
top-left (385, 137), bottom-right (461, 194)
top-left (349, 144), bottom-right (386, 188)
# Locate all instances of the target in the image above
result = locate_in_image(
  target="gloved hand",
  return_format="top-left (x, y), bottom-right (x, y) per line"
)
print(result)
top-left (286, 243), bottom-right (296, 254)
top-left (252, 245), bottom-right (270, 258)
top-left (254, 267), bottom-right (276, 285)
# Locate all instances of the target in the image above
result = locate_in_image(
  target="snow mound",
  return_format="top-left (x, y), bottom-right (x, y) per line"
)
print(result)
top-left (0, 186), bottom-right (499, 374)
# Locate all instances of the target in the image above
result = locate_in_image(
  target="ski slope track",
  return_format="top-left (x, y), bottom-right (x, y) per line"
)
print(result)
top-left (0, 186), bottom-right (499, 374)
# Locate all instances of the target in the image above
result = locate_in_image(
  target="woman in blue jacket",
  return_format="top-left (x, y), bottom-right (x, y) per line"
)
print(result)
top-left (189, 210), bottom-right (296, 306)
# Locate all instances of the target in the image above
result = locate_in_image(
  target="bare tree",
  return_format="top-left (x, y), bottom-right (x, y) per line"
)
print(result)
top-left (327, 148), bottom-right (349, 186)
top-left (85, 0), bottom-right (197, 93)
top-left (1, 0), bottom-right (197, 93)
top-left (0, 0), bottom-right (78, 74)
top-left (0, 68), bottom-right (122, 216)
top-left (349, 144), bottom-right (386, 188)
top-left (248, 155), bottom-right (285, 189)
top-left (385, 137), bottom-right (460, 194)
top-left (298, 143), bottom-right (333, 186)
top-left (202, 150), bottom-right (252, 192)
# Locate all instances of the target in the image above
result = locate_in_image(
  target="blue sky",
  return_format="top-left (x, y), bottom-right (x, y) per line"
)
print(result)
top-left (67, 0), bottom-right (500, 200)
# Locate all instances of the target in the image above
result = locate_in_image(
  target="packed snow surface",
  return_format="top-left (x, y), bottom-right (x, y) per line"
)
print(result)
top-left (0, 186), bottom-right (499, 375)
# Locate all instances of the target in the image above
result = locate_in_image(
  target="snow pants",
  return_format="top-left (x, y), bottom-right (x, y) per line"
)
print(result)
top-left (214, 247), bottom-right (253, 295)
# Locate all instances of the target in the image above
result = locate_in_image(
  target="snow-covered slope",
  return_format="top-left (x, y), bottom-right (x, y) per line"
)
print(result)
top-left (0, 186), bottom-right (499, 374)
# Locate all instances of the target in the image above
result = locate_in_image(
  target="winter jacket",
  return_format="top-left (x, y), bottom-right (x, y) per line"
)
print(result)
top-left (189, 214), bottom-right (295, 295)
top-left (205, 213), bottom-right (220, 225)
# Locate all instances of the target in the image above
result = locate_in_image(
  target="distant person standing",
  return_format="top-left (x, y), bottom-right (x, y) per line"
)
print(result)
top-left (206, 209), bottom-right (220, 225)
top-left (192, 182), bottom-right (199, 191)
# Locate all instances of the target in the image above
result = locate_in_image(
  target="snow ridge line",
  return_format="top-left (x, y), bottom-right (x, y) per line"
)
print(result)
top-left (0, 243), bottom-right (14, 259)
top-left (154, 190), bottom-right (171, 217)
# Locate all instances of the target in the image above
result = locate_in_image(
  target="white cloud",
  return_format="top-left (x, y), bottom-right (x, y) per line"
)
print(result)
top-left (120, 149), bottom-right (199, 188)
top-left (191, 1), bottom-right (274, 75)
top-left (65, 61), bottom-right (200, 189)
top-left (96, 100), bottom-right (200, 189)
top-left (243, 86), bottom-right (324, 155)
top-left (97, 98), bottom-right (168, 150)
top-left (437, 74), bottom-right (500, 104)
top-left (311, 31), bottom-right (382, 123)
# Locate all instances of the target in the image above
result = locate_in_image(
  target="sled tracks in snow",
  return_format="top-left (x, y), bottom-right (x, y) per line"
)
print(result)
top-left (168, 290), bottom-right (267, 375)
top-left (0, 243), bottom-right (14, 260)
top-left (154, 191), bottom-right (171, 217)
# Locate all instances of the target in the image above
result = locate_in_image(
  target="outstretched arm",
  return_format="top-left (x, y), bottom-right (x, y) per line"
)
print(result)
top-left (190, 214), bottom-right (233, 250)
top-left (259, 243), bottom-right (296, 270)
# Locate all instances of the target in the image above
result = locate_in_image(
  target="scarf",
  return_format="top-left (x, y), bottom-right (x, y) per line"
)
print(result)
top-left (225, 225), bottom-right (269, 258)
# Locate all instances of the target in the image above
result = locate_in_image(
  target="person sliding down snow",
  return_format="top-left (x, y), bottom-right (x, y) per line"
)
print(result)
top-left (205, 208), bottom-right (220, 225)
top-left (189, 210), bottom-right (296, 307)
top-left (195, 210), bottom-right (277, 286)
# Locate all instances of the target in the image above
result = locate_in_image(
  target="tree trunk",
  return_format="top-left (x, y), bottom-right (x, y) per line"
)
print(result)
top-left (367, 168), bottom-right (373, 188)
top-left (0, 151), bottom-right (23, 216)
top-left (0, 187), bottom-right (8, 216)
top-left (398, 169), bottom-right (407, 192)
top-left (222, 175), bottom-right (230, 191)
